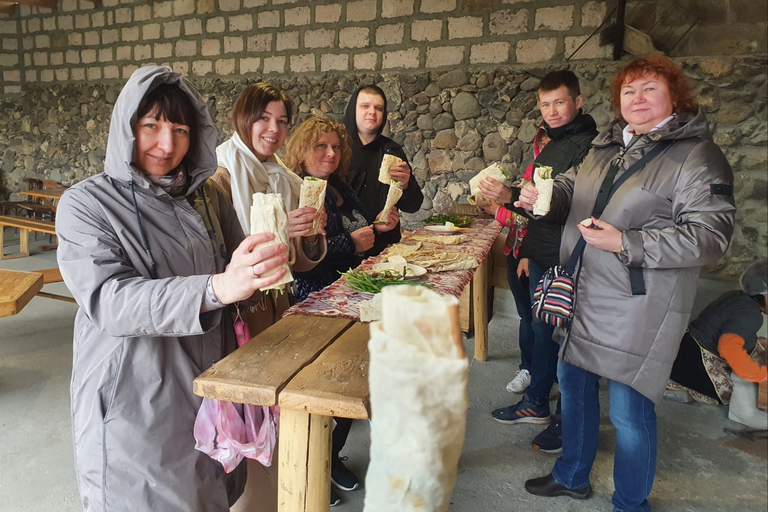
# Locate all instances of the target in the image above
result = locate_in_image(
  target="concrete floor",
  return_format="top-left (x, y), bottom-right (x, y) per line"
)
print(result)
top-left (1, 237), bottom-right (766, 512)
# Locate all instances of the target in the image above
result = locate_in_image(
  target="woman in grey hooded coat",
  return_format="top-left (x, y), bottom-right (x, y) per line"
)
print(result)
top-left (56, 67), bottom-right (289, 512)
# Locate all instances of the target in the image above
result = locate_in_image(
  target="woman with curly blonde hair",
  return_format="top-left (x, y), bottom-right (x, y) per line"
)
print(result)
top-left (285, 116), bottom-right (398, 302)
top-left (284, 116), bottom-right (398, 506)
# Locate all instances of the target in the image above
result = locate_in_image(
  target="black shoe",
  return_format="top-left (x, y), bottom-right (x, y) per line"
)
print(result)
top-left (525, 473), bottom-right (591, 499)
top-left (331, 456), bottom-right (360, 491)
top-left (330, 487), bottom-right (341, 507)
top-left (531, 419), bottom-right (562, 454)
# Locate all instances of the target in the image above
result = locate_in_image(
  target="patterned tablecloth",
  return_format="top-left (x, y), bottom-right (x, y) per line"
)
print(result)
top-left (283, 218), bottom-right (503, 321)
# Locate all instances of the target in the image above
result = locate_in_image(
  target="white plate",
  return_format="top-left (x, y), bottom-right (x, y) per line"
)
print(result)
top-left (371, 262), bottom-right (427, 279)
top-left (424, 225), bottom-right (462, 233)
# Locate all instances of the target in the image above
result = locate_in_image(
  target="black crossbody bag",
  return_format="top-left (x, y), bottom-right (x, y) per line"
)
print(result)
top-left (531, 140), bottom-right (672, 327)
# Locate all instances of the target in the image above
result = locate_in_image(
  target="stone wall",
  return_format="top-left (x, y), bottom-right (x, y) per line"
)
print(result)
top-left (0, 55), bottom-right (765, 277)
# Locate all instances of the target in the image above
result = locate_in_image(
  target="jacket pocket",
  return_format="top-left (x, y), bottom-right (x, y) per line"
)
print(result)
top-left (101, 341), bottom-right (126, 424)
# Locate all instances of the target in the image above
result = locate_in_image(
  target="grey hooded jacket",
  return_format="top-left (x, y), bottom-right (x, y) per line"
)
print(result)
top-left (545, 111), bottom-right (736, 403)
top-left (56, 67), bottom-right (246, 511)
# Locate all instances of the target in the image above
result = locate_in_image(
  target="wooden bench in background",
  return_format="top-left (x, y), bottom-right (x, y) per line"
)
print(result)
top-left (0, 215), bottom-right (57, 260)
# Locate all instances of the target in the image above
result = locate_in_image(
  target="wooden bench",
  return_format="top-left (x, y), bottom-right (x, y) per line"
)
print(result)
top-left (0, 215), bottom-right (57, 260)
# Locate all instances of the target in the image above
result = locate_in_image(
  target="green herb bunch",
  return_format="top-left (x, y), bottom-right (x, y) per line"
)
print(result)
top-left (425, 215), bottom-right (472, 227)
top-left (339, 269), bottom-right (432, 294)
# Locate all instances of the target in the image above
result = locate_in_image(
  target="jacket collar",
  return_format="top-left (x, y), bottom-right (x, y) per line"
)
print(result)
top-left (593, 110), bottom-right (711, 148)
top-left (543, 111), bottom-right (597, 140)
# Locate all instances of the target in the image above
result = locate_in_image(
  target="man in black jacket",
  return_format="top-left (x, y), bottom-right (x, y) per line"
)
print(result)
top-left (343, 85), bottom-right (423, 255)
top-left (480, 70), bottom-right (598, 454)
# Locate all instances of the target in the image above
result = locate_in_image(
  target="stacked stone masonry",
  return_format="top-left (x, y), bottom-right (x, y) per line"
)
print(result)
top-left (0, 56), bottom-right (765, 277)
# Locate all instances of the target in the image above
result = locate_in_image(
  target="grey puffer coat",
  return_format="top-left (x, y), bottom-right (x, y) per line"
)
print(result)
top-left (56, 67), bottom-right (246, 512)
top-left (546, 111), bottom-right (736, 403)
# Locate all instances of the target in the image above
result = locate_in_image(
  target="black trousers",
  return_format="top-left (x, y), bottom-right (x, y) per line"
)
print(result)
top-left (669, 332), bottom-right (721, 402)
top-left (332, 417), bottom-right (354, 458)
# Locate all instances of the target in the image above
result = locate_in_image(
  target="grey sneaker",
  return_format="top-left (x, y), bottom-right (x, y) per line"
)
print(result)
top-left (506, 369), bottom-right (531, 393)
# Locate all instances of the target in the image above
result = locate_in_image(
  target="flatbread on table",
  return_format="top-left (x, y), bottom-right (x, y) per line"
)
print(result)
top-left (249, 192), bottom-right (294, 291)
top-left (298, 176), bottom-right (327, 236)
top-left (376, 180), bottom-right (403, 223)
top-left (378, 153), bottom-right (404, 185)
top-left (389, 250), bottom-right (477, 272)
top-left (383, 242), bottom-right (422, 259)
top-left (364, 286), bottom-right (467, 512)
top-left (532, 165), bottom-right (554, 216)
top-left (410, 234), bottom-right (469, 245)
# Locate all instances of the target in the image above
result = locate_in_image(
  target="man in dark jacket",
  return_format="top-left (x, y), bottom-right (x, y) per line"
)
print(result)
top-left (343, 85), bottom-right (423, 254)
top-left (480, 70), bottom-right (597, 454)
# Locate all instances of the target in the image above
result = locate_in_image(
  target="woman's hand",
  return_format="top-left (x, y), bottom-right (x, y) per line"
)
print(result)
top-left (374, 209), bottom-right (399, 233)
top-left (288, 207), bottom-right (319, 238)
top-left (517, 258), bottom-right (530, 279)
top-left (210, 233), bottom-right (289, 305)
top-left (350, 225), bottom-right (375, 253)
top-left (477, 177), bottom-right (512, 204)
top-left (389, 161), bottom-right (412, 189)
top-left (577, 217), bottom-right (623, 253)
top-left (514, 183), bottom-right (538, 210)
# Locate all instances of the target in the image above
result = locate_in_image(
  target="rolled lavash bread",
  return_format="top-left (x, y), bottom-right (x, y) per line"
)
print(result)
top-left (532, 165), bottom-right (554, 216)
top-left (298, 176), bottom-right (327, 236)
top-left (378, 153), bottom-right (404, 185)
top-left (467, 164), bottom-right (509, 201)
top-left (364, 286), bottom-right (468, 512)
top-left (249, 192), bottom-right (294, 291)
top-left (376, 180), bottom-right (403, 223)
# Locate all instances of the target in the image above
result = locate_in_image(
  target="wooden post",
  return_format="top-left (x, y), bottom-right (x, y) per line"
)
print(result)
top-left (277, 408), bottom-right (332, 512)
top-left (473, 257), bottom-right (489, 361)
top-left (614, 0), bottom-right (626, 60)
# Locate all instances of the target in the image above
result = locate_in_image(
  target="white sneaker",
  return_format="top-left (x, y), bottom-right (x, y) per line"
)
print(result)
top-left (506, 369), bottom-right (531, 394)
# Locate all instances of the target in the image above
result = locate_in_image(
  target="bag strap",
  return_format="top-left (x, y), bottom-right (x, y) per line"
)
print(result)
top-left (563, 140), bottom-right (672, 273)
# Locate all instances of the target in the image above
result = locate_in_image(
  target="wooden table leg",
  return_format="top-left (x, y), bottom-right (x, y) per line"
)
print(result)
top-left (1, 227), bottom-right (31, 260)
top-left (278, 408), bottom-right (332, 512)
top-left (473, 256), bottom-right (489, 361)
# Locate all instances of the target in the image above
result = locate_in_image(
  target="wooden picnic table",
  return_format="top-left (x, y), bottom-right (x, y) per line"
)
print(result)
top-left (194, 315), bottom-right (370, 512)
top-left (0, 269), bottom-right (43, 317)
top-left (19, 187), bottom-right (67, 213)
top-left (0, 268), bottom-right (74, 316)
top-left (282, 218), bottom-right (503, 361)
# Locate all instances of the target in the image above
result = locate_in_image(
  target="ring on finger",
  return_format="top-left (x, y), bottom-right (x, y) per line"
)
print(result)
top-left (252, 266), bottom-right (260, 279)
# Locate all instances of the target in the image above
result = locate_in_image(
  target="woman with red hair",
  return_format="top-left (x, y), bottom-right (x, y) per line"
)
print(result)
top-left (517, 56), bottom-right (735, 511)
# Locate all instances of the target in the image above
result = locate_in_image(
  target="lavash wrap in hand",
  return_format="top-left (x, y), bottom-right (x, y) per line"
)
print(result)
top-left (377, 180), bottom-right (403, 223)
top-left (532, 165), bottom-right (554, 216)
top-left (364, 286), bottom-right (468, 512)
top-left (298, 176), bottom-right (327, 236)
top-left (378, 153), bottom-right (404, 185)
top-left (467, 163), bottom-right (509, 207)
top-left (249, 192), bottom-right (294, 292)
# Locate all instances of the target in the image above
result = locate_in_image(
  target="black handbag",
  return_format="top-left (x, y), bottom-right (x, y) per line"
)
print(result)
top-left (532, 140), bottom-right (672, 327)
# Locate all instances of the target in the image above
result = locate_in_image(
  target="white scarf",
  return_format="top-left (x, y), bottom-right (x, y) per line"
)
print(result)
top-left (216, 131), bottom-right (303, 234)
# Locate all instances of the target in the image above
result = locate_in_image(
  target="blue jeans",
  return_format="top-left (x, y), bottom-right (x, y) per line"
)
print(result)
top-left (506, 252), bottom-right (534, 371)
top-left (552, 359), bottom-right (657, 512)
top-left (525, 260), bottom-right (559, 408)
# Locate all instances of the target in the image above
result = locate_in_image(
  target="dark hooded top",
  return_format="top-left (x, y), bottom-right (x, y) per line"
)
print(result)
top-left (343, 85), bottom-right (423, 254)
top-left (510, 112), bottom-right (597, 270)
